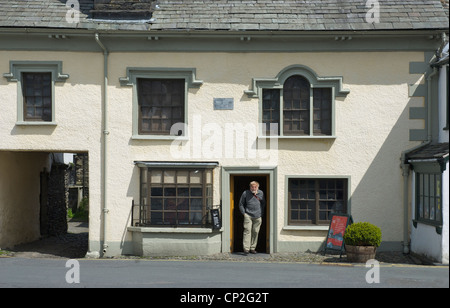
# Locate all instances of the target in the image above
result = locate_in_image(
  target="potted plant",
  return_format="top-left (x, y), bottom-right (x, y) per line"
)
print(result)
top-left (343, 222), bottom-right (382, 263)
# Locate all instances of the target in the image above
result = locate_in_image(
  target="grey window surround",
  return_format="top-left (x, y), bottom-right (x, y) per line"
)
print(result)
top-left (119, 67), bottom-right (203, 140)
top-left (3, 61), bottom-right (69, 125)
top-left (246, 65), bottom-right (350, 139)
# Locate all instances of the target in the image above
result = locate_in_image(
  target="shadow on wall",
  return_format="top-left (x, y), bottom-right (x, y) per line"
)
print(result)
top-left (279, 75), bottom-right (424, 252)
top-left (0, 151), bottom-right (49, 248)
top-left (346, 92), bottom-right (423, 251)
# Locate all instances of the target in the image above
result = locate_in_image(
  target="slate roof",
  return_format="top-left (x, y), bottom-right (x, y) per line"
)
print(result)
top-left (407, 143), bottom-right (449, 161)
top-left (441, 0), bottom-right (450, 18)
top-left (152, 0), bottom-right (449, 31)
top-left (0, 0), bottom-right (448, 32)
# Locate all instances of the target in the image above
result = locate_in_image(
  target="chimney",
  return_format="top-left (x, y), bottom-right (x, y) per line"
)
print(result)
top-left (91, 0), bottom-right (157, 20)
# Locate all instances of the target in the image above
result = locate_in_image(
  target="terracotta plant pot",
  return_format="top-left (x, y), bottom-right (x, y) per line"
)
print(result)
top-left (345, 245), bottom-right (377, 263)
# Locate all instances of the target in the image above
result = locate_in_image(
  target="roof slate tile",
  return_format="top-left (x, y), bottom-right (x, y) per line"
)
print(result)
top-left (0, 0), bottom-right (448, 32)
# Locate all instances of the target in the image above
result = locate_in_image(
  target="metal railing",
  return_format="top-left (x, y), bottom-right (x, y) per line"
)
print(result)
top-left (131, 200), bottom-right (221, 229)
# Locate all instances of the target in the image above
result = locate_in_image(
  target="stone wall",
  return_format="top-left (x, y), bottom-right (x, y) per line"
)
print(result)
top-left (46, 163), bottom-right (69, 236)
top-left (75, 153), bottom-right (89, 200)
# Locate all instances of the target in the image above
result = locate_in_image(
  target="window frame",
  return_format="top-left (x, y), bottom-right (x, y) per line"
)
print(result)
top-left (282, 75), bottom-right (312, 136)
top-left (415, 171), bottom-right (443, 226)
top-left (285, 175), bottom-right (351, 228)
top-left (245, 64), bottom-right (349, 139)
top-left (119, 67), bottom-right (203, 140)
top-left (445, 65), bottom-right (449, 131)
top-left (261, 81), bottom-right (335, 137)
top-left (139, 167), bottom-right (214, 227)
top-left (136, 78), bottom-right (186, 135)
top-left (262, 88), bottom-right (281, 135)
top-left (22, 72), bottom-right (53, 122)
top-left (3, 61), bottom-right (69, 126)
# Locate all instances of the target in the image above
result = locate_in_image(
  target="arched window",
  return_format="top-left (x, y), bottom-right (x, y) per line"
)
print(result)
top-left (283, 75), bottom-right (311, 135)
top-left (248, 64), bottom-right (349, 138)
top-left (261, 74), bottom-right (333, 137)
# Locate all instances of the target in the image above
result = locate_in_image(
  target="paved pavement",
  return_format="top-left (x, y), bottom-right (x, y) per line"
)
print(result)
top-left (1, 221), bottom-right (448, 292)
top-left (3, 221), bottom-right (422, 265)
top-left (0, 256), bottom-right (448, 290)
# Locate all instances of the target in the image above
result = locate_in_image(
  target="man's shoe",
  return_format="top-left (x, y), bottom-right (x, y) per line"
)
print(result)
top-left (250, 250), bottom-right (257, 254)
top-left (243, 250), bottom-right (249, 255)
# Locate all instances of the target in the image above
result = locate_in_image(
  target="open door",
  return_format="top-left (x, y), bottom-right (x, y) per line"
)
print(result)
top-left (230, 174), bottom-right (269, 253)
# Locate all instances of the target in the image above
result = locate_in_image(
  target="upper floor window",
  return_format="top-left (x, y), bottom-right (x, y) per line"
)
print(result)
top-left (246, 64), bottom-right (349, 138)
top-left (262, 75), bottom-right (332, 137)
top-left (119, 67), bottom-right (203, 140)
top-left (137, 78), bottom-right (185, 135)
top-left (3, 61), bottom-right (69, 125)
top-left (283, 75), bottom-right (311, 135)
top-left (22, 72), bottom-right (52, 122)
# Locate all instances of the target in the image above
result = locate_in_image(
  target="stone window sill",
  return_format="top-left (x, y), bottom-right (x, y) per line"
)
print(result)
top-left (16, 121), bottom-right (57, 126)
top-left (128, 226), bottom-right (221, 233)
top-left (282, 225), bottom-right (329, 231)
top-left (258, 135), bottom-right (336, 140)
top-left (131, 135), bottom-right (188, 141)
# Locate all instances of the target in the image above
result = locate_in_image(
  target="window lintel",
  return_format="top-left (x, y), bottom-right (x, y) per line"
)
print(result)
top-left (135, 161), bottom-right (219, 169)
top-left (119, 67), bottom-right (203, 88)
top-left (244, 64), bottom-right (349, 98)
top-left (3, 61), bottom-right (69, 83)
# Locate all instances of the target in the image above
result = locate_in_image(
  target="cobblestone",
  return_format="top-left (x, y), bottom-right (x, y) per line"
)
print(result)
top-left (2, 221), bottom-right (88, 259)
top-left (133, 251), bottom-right (419, 265)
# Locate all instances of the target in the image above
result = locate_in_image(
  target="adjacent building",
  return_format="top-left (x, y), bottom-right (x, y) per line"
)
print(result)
top-left (406, 41), bottom-right (449, 264)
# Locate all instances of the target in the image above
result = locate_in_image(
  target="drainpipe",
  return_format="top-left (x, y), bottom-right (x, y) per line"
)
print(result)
top-left (95, 33), bottom-right (109, 256)
top-left (400, 160), bottom-right (413, 254)
top-left (426, 67), bottom-right (438, 142)
top-left (400, 66), bottom-right (438, 254)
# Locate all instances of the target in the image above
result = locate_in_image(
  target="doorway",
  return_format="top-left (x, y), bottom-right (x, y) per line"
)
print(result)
top-left (230, 174), bottom-right (269, 253)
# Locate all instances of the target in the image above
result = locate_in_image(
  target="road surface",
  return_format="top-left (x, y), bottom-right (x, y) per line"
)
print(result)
top-left (0, 257), bottom-right (447, 290)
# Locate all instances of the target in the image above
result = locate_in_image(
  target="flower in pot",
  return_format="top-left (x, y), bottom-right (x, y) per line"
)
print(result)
top-left (343, 222), bottom-right (382, 263)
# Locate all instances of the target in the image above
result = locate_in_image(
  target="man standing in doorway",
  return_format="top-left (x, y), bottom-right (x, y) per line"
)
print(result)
top-left (239, 181), bottom-right (265, 254)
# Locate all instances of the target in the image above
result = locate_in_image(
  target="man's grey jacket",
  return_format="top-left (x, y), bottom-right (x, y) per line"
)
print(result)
top-left (239, 189), bottom-right (265, 218)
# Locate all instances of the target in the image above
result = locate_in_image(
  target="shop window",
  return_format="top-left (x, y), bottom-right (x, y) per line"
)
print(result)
top-left (288, 177), bottom-right (348, 225)
top-left (139, 168), bottom-right (213, 227)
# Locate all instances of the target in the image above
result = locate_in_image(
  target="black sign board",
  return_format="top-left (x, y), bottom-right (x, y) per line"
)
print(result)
top-left (210, 208), bottom-right (221, 230)
top-left (324, 213), bottom-right (353, 257)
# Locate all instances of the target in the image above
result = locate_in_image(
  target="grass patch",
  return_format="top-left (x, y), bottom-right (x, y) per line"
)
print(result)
top-left (68, 197), bottom-right (89, 222)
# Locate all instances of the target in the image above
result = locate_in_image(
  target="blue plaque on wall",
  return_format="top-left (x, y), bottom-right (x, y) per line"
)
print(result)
top-left (213, 98), bottom-right (234, 110)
